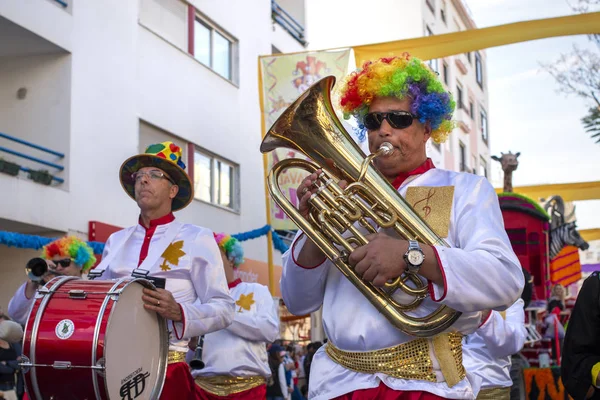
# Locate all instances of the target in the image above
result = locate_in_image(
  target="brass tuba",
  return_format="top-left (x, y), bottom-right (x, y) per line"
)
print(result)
top-left (260, 76), bottom-right (461, 337)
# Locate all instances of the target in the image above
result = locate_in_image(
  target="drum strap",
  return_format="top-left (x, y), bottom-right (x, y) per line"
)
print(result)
top-left (93, 222), bottom-right (183, 276)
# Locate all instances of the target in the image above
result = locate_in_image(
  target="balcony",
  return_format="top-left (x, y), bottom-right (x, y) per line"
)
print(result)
top-left (0, 2), bottom-right (73, 53)
top-left (0, 18), bottom-right (71, 188)
top-left (271, 0), bottom-right (307, 46)
top-left (0, 132), bottom-right (65, 185)
top-left (454, 107), bottom-right (471, 134)
top-left (455, 57), bottom-right (468, 75)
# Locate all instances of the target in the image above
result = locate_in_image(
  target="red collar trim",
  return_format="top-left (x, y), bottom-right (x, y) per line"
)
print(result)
top-left (138, 212), bottom-right (175, 229)
top-left (391, 158), bottom-right (435, 189)
top-left (228, 278), bottom-right (242, 289)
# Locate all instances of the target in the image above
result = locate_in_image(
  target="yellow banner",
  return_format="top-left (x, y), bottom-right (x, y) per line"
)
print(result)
top-left (353, 12), bottom-right (600, 65)
top-left (259, 49), bottom-right (351, 230)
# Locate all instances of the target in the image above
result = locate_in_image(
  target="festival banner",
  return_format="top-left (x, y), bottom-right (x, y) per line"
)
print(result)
top-left (259, 49), bottom-right (351, 231)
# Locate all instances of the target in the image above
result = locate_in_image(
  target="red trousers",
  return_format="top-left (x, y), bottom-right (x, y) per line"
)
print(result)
top-left (196, 384), bottom-right (266, 399)
top-left (160, 361), bottom-right (203, 399)
top-left (333, 382), bottom-right (448, 400)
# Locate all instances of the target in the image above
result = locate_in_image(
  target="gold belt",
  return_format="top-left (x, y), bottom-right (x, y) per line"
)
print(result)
top-left (167, 351), bottom-right (187, 364)
top-left (325, 332), bottom-right (465, 387)
top-left (195, 375), bottom-right (266, 396)
top-left (476, 387), bottom-right (510, 400)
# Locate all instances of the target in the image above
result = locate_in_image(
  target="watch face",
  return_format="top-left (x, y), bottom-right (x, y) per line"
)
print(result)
top-left (407, 250), bottom-right (424, 266)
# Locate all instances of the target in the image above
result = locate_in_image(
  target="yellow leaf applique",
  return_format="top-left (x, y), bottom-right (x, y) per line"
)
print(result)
top-left (159, 240), bottom-right (186, 271)
top-left (236, 292), bottom-right (255, 313)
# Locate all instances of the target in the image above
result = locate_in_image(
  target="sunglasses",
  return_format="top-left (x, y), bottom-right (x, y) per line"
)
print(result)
top-left (54, 258), bottom-right (73, 268)
top-left (363, 111), bottom-right (416, 130)
top-left (131, 170), bottom-right (174, 184)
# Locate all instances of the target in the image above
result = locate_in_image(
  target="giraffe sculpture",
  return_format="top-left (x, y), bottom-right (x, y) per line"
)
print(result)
top-left (491, 151), bottom-right (520, 193)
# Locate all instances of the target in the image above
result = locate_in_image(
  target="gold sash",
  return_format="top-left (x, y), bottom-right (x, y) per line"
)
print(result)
top-left (325, 332), bottom-right (465, 387)
top-left (476, 387), bottom-right (510, 400)
top-left (167, 351), bottom-right (187, 364)
top-left (194, 375), bottom-right (266, 396)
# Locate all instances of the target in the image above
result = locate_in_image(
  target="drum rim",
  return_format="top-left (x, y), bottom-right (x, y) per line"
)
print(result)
top-left (100, 277), bottom-right (169, 400)
top-left (91, 277), bottom-right (125, 399)
top-left (28, 275), bottom-right (80, 400)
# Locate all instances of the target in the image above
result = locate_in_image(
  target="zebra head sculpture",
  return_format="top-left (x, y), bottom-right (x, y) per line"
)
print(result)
top-left (544, 195), bottom-right (590, 259)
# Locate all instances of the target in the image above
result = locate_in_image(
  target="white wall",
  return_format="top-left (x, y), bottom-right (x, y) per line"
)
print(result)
top-left (0, 0), bottom-right (73, 52)
top-left (139, 0), bottom-right (188, 51)
top-left (0, 54), bottom-right (71, 184)
top-left (63, 0), bottom-right (141, 235)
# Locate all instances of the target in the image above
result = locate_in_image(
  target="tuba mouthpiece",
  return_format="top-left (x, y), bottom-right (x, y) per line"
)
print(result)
top-left (378, 142), bottom-right (394, 156)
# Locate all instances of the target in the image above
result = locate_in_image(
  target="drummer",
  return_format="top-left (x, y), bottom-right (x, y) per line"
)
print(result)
top-left (7, 236), bottom-right (96, 325)
top-left (93, 142), bottom-right (235, 399)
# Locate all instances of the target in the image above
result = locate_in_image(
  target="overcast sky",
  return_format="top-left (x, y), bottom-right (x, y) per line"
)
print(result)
top-left (465, 0), bottom-right (600, 230)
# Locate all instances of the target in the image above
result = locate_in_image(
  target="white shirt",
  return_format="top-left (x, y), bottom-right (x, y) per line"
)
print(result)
top-left (100, 219), bottom-right (235, 352)
top-left (281, 168), bottom-right (524, 400)
top-left (191, 281), bottom-right (279, 378)
top-left (463, 299), bottom-right (527, 389)
top-left (8, 283), bottom-right (35, 326)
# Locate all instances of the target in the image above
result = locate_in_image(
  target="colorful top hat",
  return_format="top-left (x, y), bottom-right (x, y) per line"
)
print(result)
top-left (120, 141), bottom-right (193, 212)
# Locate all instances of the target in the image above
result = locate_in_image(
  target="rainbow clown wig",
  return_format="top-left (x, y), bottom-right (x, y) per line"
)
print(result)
top-left (338, 54), bottom-right (456, 144)
top-left (41, 236), bottom-right (97, 272)
top-left (214, 233), bottom-right (245, 268)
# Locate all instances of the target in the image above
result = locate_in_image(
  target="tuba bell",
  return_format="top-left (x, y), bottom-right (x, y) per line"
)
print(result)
top-left (260, 76), bottom-right (461, 337)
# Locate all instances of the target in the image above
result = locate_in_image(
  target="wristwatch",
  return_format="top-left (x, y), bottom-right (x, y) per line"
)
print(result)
top-left (404, 240), bottom-right (425, 274)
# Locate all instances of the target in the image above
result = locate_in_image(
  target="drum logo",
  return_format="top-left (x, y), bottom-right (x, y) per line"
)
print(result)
top-left (120, 368), bottom-right (150, 400)
top-left (55, 319), bottom-right (75, 340)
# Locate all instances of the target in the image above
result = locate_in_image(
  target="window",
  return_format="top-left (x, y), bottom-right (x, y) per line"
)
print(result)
top-left (423, 26), bottom-right (438, 73)
top-left (456, 83), bottom-right (464, 110)
top-left (440, 1), bottom-right (447, 23)
top-left (475, 52), bottom-right (484, 88)
top-left (469, 101), bottom-right (474, 119)
top-left (194, 149), bottom-right (239, 210)
top-left (472, 156), bottom-right (477, 174)
top-left (442, 62), bottom-right (449, 85)
top-left (426, 0), bottom-right (435, 13)
top-left (465, 52), bottom-right (471, 63)
top-left (480, 157), bottom-right (488, 178)
top-left (480, 107), bottom-right (488, 143)
top-left (459, 142), bottom-right (466, 172)
top-left (192, 14), bottom-right (237, 81)
top-left (428, 58), bottom-right (439, 74)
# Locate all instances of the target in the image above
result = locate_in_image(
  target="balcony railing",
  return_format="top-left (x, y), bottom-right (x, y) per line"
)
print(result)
top-left (271, 0), bottom-right (307, 46)
top-left (0, 132), bottom-right (65, 184)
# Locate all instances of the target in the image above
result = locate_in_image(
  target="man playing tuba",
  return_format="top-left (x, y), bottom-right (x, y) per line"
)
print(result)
top-left (280, 55), bottom-right (524, 399)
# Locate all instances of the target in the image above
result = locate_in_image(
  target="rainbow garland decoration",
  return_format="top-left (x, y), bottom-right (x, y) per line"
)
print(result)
top-left (0, 225), bottom-right (289, 255)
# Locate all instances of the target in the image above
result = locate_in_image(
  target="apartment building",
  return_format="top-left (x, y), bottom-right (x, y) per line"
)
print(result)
top-left (0, 0), bottom-right (305, 309)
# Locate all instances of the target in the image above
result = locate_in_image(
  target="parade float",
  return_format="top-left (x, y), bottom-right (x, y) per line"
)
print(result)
top-left (493, 152), bottom-right (589, 399)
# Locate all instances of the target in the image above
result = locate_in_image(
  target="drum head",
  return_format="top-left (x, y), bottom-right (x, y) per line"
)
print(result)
top-left (104, 281), bottom-right (166, 399)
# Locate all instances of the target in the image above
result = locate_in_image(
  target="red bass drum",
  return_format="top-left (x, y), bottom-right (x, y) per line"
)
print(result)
top-left (21, 276), bottom-right (168, 400)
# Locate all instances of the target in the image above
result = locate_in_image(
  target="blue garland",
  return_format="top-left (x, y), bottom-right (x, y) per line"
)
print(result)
top-left (0, 224), bottom-right (290, 256)
top-left (232, 224), bottom-right (289, 253)
top-left (0, 231), bottom-right (105, 254)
